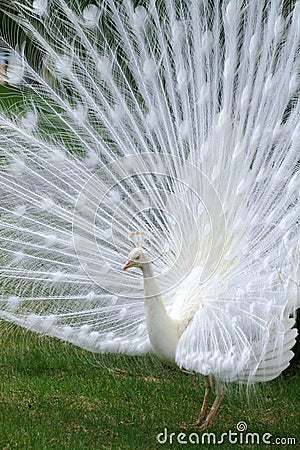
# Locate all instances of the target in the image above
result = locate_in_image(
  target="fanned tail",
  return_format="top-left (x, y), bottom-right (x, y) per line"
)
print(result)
top-left (0, 1), bottom-right (299, 383)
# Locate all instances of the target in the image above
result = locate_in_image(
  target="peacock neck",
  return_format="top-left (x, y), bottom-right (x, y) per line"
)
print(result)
top-left (142, 263), bottom-right (180, 366)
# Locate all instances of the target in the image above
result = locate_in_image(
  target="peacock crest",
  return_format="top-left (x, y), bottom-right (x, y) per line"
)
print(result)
top-left (128, 231), bottom-right (147, 248)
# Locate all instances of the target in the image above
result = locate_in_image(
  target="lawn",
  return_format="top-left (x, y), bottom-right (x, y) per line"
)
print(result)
top-left (0, 321), bottom-right (299, 450)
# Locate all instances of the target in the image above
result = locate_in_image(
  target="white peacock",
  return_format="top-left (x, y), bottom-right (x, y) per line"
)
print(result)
top-left (0, 0), bottom-right (299, 429)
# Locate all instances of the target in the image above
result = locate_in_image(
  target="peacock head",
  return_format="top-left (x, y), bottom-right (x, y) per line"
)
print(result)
top-left (122, 231), bottom-right (149, 272)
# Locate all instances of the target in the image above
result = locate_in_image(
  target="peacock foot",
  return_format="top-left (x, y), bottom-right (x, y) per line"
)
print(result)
top-left (194, 410), bottom-right (209, 426)
top-left (198, 417), bottom-right (215, 430)
top-left (181, 411), bottom-right (211, 429)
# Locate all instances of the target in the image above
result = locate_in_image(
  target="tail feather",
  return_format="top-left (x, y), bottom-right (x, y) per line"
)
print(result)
top-left (0, 0), bottom-right (299, 383)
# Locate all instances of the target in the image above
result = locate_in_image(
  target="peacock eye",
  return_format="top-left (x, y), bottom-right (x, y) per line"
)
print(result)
top-left (135, 255), bottom-right (140, 260)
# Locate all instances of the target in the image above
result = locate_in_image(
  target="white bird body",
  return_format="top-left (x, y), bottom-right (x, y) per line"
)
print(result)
top-left (141, 262), bottom-right (180, 365)
top-left (144, 294), bottom-right (180, 366)
top-left (0, 2), bottom-right (299, 423)
top-left (138, 255), bottom-right (206, 366)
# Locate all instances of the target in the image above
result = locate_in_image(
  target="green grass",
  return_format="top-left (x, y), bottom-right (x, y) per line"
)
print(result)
top-left (0, 322), bottom-right (299, 450)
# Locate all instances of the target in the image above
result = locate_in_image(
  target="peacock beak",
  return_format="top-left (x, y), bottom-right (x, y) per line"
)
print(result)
top-left (122, 260), bottom-right (131, 271)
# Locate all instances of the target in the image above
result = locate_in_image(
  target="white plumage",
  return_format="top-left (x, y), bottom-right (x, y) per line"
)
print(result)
top-left (0, 0), bottom-right (299, 427)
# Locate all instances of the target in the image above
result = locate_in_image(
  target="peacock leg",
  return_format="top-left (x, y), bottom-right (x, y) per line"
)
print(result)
top-left (195, 376), bottom-right (212, 424)
top-left (199, 385), bottom-right (227, 430)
